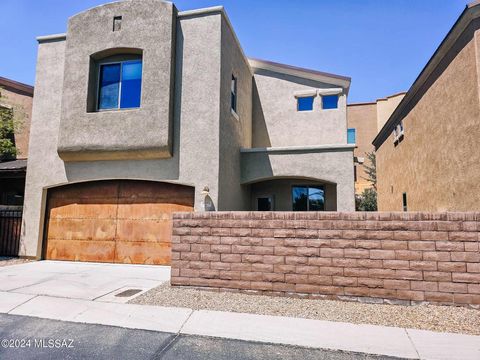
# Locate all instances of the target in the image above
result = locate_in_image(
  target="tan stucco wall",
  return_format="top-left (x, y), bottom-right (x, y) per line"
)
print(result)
top-left (23, 2), bottom-right (357, 258)
top-left (252, 72), bottom-right (347, 148)
top-left (376, 93), bottom-right (405, 132)
top-left (250, 179), bottom-right (337, 211)
top-left (0, 87), bottom-right (33, 159)
top-left (217, 16), bottom-right (253, 211)
top-left (58, 0), bottom-right (176, 161)
top-left (376, 30), bottom-right (480, 211)
top-left (22, 9), bottom-right (225, 258)
top-left (346, 102), bottom-right (377, 194)
top-left (241, 148), bottom-right (355, 211)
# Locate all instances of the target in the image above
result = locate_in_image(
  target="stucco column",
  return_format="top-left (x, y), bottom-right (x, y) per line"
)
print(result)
top-left (336, 177), bottom-right (355, 212)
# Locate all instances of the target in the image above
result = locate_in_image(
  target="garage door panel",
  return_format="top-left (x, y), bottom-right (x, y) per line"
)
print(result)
top-left (48, 199), bottom-right (118, 220)
top-left (115, 219), bottom-right (172, 243)
top-left (47, 218), bottom-right (117, 241)
top-left (117, 202), bottom-right (187, 220)
top-left (49, 181), bottom-right (119, 199)
top-left (46, 240), bottom-right (116, 262)
top-left (118, 181), bottom-right (194, 201)
top-left (114, 241), bottom-right (171, 265)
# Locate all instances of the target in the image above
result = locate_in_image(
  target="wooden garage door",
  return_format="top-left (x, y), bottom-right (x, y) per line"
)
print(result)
top-left (44, 180), bottom-right (194, 264)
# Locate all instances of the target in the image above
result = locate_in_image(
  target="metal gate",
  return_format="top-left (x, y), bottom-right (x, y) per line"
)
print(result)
top-left (0, 208), bottom-right (22, 257)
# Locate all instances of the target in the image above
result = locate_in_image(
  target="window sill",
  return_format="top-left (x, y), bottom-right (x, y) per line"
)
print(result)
top-left (90, 107), bottom-right (141, 113)
top-left (231, 108), bottom-right (240, 120)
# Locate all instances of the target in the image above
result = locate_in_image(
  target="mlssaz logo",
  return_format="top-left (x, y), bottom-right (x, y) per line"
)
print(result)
top-left (34, 339), bottom-right (74, 349)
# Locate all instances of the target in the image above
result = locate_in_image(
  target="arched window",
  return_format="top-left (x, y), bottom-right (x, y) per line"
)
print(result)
top-left (87, 48), bottom-right (143, 112)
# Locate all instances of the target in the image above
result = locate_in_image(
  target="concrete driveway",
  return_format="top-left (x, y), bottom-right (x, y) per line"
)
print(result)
top-left (0, 260), bottom-right (169, 303)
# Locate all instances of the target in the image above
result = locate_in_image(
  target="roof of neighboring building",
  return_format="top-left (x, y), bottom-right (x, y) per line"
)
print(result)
top-left (249, 58), bottom-right (351, 92)
top-left (372, 2), bottom-right (480, 149)
top-left (347, 91), bottom-right (407, 107)
top-left (0, 160), bottom-right (27, 172)
top-left (0, 77), bottom-right (34, 97)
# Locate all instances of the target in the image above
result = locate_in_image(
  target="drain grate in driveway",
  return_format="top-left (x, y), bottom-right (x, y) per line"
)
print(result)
top-left (115, 289), bottom-right (143, 298)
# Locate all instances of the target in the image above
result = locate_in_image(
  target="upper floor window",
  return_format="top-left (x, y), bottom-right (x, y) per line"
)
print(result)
top-left (231, 75), bottom-right (237, 113)
top-left (297, 96), bottom-right (314, 111)
top-left (98, 59), bottom-right (142, 110)
top-left (393, 120), bottom-right (404, 145)
top-left (347, 128), bottom-right (356, 144)
top-left (322, 95), bottom-right (338, 109)
top-left (292, 185), bottom-right (325, 211)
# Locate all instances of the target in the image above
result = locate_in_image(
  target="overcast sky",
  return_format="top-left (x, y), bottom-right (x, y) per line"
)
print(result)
top-left (0, 0), bottom-right (467, 103)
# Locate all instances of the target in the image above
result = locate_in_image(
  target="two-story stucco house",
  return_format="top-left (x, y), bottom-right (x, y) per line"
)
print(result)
top-left (22, 0), bottom-right (355, 264)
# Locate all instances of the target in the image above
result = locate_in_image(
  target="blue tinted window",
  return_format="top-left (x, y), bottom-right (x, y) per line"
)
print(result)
top-left (120, 60), bottom-right (142, 109)
top-left (292, 186), bottom-right (325, 211)
top-left (322, 95), bottom-right (338, 109)
top-left (97, 60), bottom-right (142, 110)
top-left (98, 63), bottom-right (121, 110)
top-left (347, 128), bottom-right (356, 144)
top-left (297, 97), bottom-right (314, 111)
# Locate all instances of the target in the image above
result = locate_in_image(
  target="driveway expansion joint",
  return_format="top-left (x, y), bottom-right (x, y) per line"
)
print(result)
top-left (404, 328), bottom-right (421, 359)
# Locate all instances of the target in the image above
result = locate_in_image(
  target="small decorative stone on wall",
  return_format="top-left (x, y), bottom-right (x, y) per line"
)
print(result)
top-left (171, 212), bottom-right (480, 307)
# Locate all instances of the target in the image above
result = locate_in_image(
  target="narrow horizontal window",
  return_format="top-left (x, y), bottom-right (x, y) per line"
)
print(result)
top-left (297, 96), bottom-right (314, 111)
top-left (322, 95), bottom-right (338, 109)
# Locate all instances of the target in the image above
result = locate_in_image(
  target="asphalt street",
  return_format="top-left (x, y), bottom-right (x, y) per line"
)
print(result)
top-left (0, 314), bottom-right (401, 360)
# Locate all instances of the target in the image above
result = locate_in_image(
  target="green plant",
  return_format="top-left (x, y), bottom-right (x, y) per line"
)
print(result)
top-left (356, 188), bottom-right (378, 211)
top-left (0, 89), bottom-right (25, 160)
top-left (363, 151), bottom-right (377, 189)
top-left (356, 151), bottom-right (378, 211)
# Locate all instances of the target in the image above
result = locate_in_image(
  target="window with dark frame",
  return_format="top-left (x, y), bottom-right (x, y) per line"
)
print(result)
top-left (292, 186), bottom-right (325, 211)
top-left (97, 59), bottom-right (142, 110)
top-left (231, 75), bottom-right (237, 113)
top-left (402, 192), bottom-right (408, 212)
top-left (322, 95), bottom-right (338, 109)
top-left (297, 96), bottom-right (314, 111)
top-left (257, 197), bottom-right (272, 211)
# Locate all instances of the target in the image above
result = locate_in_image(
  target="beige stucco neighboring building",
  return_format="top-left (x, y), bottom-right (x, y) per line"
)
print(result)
top-left (0, 77), bottom-right (34, 206)
top-left (373, 1), bottom-right (480, 212)
top-left (347, 93), bottom-right (405, 195)
top-left (22, 0), bottom-right (355, 263)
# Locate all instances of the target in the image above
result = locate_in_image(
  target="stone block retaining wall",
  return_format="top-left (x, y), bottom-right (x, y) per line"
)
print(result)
top-left (171, 212), bottom-right (480, 306)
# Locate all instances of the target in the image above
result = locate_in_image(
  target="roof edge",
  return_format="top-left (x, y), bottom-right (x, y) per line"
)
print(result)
top-left (249, 58), bottom-right (351, 92)
top-left (0, 77), bottom-right (34, 96)
top-left (373, 3), bottom-right (479, 149)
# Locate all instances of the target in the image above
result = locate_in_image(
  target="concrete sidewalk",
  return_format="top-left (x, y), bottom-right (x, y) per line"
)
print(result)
top-left (1, 292), bottom-right (479, 360)
top-left (1, 261), bottom-right (479, 360)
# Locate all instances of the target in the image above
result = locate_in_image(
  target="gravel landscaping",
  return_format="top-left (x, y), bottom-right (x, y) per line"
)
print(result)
top-left (0, 257), bottom-right (31, 267)
top-left (130, 283), bottom-right (480, 335)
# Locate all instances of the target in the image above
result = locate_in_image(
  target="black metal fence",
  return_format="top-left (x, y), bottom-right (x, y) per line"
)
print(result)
top-left (0, 209), bottom-right (22, 257)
